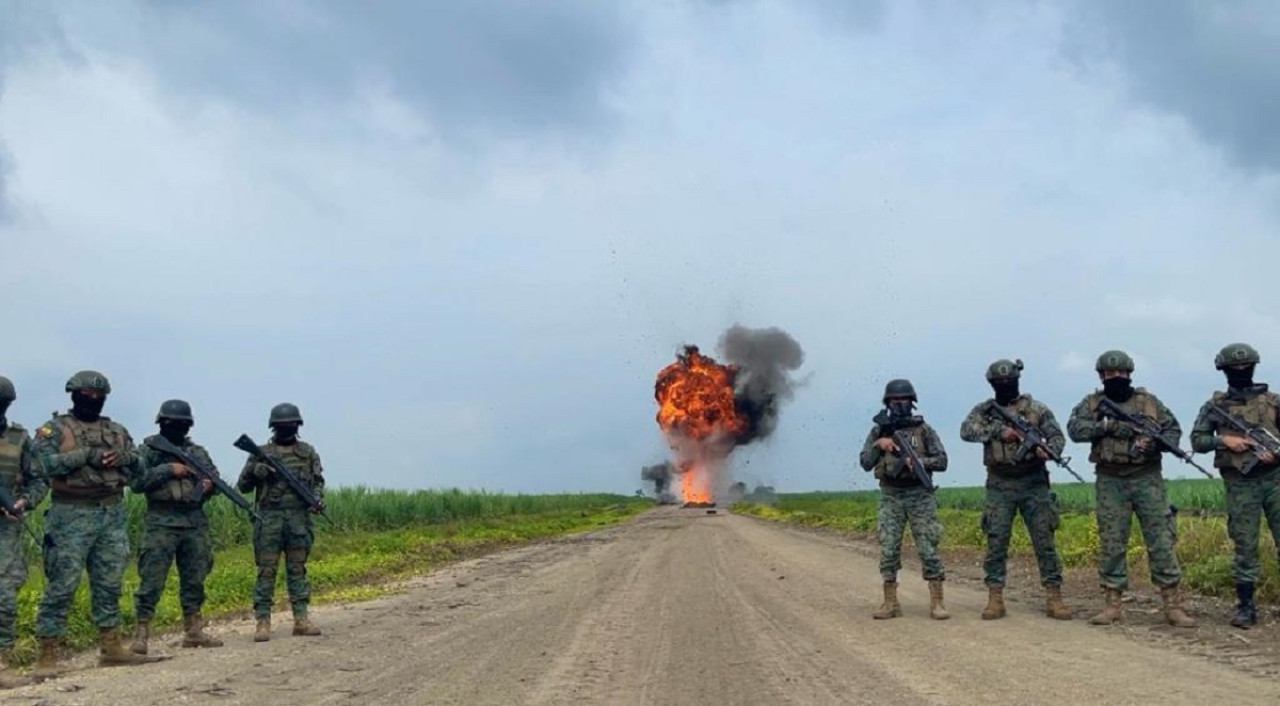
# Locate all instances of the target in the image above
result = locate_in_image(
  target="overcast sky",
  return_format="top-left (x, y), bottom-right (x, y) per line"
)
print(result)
top-left (2, 1), bottom-right (1278, 495)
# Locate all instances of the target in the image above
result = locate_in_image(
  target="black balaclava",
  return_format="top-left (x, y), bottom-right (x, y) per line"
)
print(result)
top-left (1225, 364), bottom-right (1256, 390)
top-left (272, 423), bottom-right (300, 445)
top-left (71, 391), bottom-right (105, 422)
top-left (159, 420), bottom-right (192, 445)
top-left (1102, 376), bottom-right (1133, 402)
top-left (0, 400), bottom-right (9, 430)
top-left (887, 400), bottom-right (914, 418)
top-left (991, 379), bottom-right (1019, 406)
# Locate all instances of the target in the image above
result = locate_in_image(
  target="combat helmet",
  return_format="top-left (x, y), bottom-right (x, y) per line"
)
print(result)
top-left (0, 376), bottom-right (14, 403)
top-left (1094, 350), bottom-right (1135, 373)
top-left (1214, 343), bottom-right (1260, 370)
top-left (269, 403), bottom-right (304, 427)
top-left (985, 358), bottom-right (1024, 382)
top-left (882, 379), bottom-right (917, 402)
top-left (155, 399), bottom-right (194, 423)
top-left (65, 370), bottom-right (111, 394)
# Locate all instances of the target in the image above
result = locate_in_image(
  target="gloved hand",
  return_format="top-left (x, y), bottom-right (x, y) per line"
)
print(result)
top-left (252, 463), bottom-right (273, 479)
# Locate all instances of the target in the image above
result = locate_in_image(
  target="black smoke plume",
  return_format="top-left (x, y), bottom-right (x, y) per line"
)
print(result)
top-left (717, 324), bottom-right (805, 445)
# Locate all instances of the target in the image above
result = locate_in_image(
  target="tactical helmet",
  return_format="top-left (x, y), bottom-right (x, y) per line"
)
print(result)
top-left (985, 358), bottom-right (1024, 382)
top-left (0, 376), bottom-right (14, 403)
top-left (155, 399), bottom-right (194, 423)
top-left (1094, 350), bottom-right (1135, 373)
top-left (65, 370), bottom-right (111, 394)
top-left (882, 379), bottom-right (917, 402)
top-left (1214, 342), bottom-right (1260, 370)
top-left (269, 402), bottom-right (303, 426)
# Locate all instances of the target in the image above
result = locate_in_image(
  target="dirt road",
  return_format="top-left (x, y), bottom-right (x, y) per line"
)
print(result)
top-left (9, 507), bottom-right (1280, 705)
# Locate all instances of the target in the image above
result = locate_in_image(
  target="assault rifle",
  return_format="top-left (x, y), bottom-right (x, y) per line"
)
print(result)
top-left (984, 402), bottom-right (1085, 482)
top-left (874, 411), bottom-right (935, 492)
top-left (1097, 397), bottom-right (1213, 478)
top-left (233, 434), bottom-right (330, 521)
top-left (1204, 403), bottom-right (1280, 476)
top-left (0, 483), bottom-right (43, 546)
top-left (145, 436), bottom-right (260, 522)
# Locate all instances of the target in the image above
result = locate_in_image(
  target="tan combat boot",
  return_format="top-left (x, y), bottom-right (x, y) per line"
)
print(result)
top-left (1089, 588), bottom-right (1123, 625)
top-left (1161, 585), bottom-right (1197, 628)
top-left (292, 612), bottom-right (322, 636)
top-left (0, 648), bottom-right (33, 689)
top-left (130, 620), bottom-right (149, 655)
top-left (928, 580), bottom-right (950, 620)
top-left (1045, 585), bottom-right (1072, 620)
top-left (981, 587), bottom-right (1006, 620)
top-left (30, 637), bottom-right (61, 681)
top-left (872, 581), bottom-right (902, 620)
top-left (182, 613), bottom-right (223, 648)
top-left (254, 617), bottom-right (271, 642)
top-left (98, 627), bottom-right (169, 666)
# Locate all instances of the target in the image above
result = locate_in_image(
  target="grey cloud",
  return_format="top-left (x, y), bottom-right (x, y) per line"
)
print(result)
top-left (1071, 0), bottom-right (1280, 172)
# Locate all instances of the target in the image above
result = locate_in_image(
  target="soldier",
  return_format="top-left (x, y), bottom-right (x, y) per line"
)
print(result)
top-left (31, 371), bottom-right (166, 678)
top-left (0, 376), bottom-right (48, 688)
top-left (237, 403), bottom-right (325, 641)
top-left (129, 400), bottom-right (224, 654)
top-left (1067, 350), bottom-right (1195, 627)
top-left (960, 359), bottom-right (1072, 621)
top-left (859, 379), bottom-right (950, 620)
top-left (1189, 343), bottom-right (1280, 629)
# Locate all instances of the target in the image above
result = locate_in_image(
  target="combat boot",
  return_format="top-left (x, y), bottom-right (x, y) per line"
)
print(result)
top-left (130, 620), bottom-right (149, 655)
top-left (98, 627), bottom-right (169, 666)
top-left (30, 637), bottom-right (61, 681)
top-left (292, 612), bottom-right (322, 636)
top-left (1044, 585), bottom-right (1072, 620)
top-left (1160, 585), bottom-right (1197, 628)
top-left (182, 613), bottom-right (223, 648)
top-left (254, 617), bottom-right (271, 642)
top-left (1089, 588), bottom-right (1123, 625)
top-left (1231, 582), bottom-right (1258, 629)
top-left (0, 648), bottom-right (33, 689)
top-left (928, 580), bottom-right (950, 620)
top-left (981, 587), bottom-right (1006, 620)
top-left (872, 581), bottom-right (902, 619)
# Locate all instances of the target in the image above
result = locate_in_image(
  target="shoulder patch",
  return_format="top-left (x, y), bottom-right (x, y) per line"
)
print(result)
top-left (37, 424), bottom-right (55, 438)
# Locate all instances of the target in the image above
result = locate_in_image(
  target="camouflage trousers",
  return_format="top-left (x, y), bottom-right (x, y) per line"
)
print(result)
top-left (1095, 473), bottom-right (1180, 591)
top-left (0, 523), bottom-right (27, 648)
top-left (877, 485), bottom-right (945, 581)
top-left (36, 501), bottom-right (130, 637)
top-left (982, 472), bottom-right (1063, 588)
top-left (133, 516), bottom-right (214, 621)
top-left (1224, 469), bottom-right (1280, 585)
top-left (252, 507), bottom-right (314, 619)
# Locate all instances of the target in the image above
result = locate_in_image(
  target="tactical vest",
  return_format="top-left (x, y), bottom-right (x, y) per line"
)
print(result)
top-left (258, 441), bottom-right (320, 508)
top-left (874, 424), bottom-right (928, 480)
top-left (0, 425), bottom-right (27, 497)
top-left (144, 436), bottom-right (203, 505)
top-left (984, 396), bottom-right (1041, 468)
top-left (1210, 389), bottom-right (1280, 471)
top-left (53, 414), bottom-right (128, 495)
top-left (1085, 389), bottom-right (1159, 466)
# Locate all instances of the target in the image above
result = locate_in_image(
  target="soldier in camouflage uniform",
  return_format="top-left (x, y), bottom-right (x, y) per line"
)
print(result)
top-left (859, 379), bottom-right (950, 620)
top-left (31, 371), bottom-right (166, 679)
top-left (129, 400), bottom-right (224, 655)
top-left (237, 403), bottom-right (325, 641)
top-left (0, 377), bottom-right (48, 688)
top-left (960, 359), bottom-right (1072, 621)
top-left (1067, 350), bottom-right (1195, 627)
top-left (1189, 343), bottom-right (1280, 629)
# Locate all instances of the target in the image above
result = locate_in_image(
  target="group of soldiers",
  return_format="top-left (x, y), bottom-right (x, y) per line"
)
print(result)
top-left (0, 370), bottom-right (327, 687)
top-left (860, 343), bottom-right (1280, 630)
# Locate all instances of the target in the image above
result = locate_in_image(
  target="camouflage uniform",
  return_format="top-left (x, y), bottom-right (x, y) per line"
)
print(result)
top-left (0, 376), bottom-right (49, 687)
top-left (1189, 342), bottom-right (1280, 628)
top-left (1066, 350), bottom-right (1194, 627)
top-left (236, 403), bottom-right (325, 640)
top-left (858, 378), bottom-right (949, 620)
top-left (960, 374), bottom-right (1071, 620)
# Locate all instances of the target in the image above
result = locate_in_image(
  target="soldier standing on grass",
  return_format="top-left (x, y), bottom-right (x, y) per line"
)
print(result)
top-left (0, 376), bottom-right (48, 688)
top-left (859, 379), bottom-right (950, 621)
top-left (237, 403), bottom-right (325, 642)
top-left (1189, 343), bottom-right (1280, 629)
top-left (130, 400), bottom-right (224, 655)
top-left (960, 359), bottom-right (1072, 621)
top-left (1066, 350), bottom-right (1196, 628)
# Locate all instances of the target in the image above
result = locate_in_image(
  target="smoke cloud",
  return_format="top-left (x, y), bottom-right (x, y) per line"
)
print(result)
top-left (717, 324), bottom-right (806, 444)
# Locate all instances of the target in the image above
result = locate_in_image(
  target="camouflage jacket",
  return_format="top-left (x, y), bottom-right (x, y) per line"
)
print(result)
top-left (1067, 387), bottom-right (1180, 477)
top-left (133, 435), bottom-right (221, 525)
top-left (1190, 385), bottom-right (1280, 479)
top-left (33, 413), bottom-right (144, 500)
top-left (859, 418), bottom-right (947, 488)
top-left (960, 394), bottom-right (1065, 477)
top-left (0, 421), bottom-right (49, 513)
top-left (236, 438), bottom-right (325, 511)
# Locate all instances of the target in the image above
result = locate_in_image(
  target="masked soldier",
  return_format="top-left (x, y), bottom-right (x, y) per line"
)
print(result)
top-left (129, 400), bottom-right (224, 655)
top-left (1067, 350), bottom-right (1195, 627)
top-left (960, 359), bottom-right (1072, 620)
top-left (237, 403), bottom-right (325, 642)
top-left (859, 379), bottom-right (950, 620)
top-left (0, 377), bottom-right (48, 688)
top-left (1189, 343), bottom-right (1280, 629)
top-left (31, 371), bottom-right (166, 678)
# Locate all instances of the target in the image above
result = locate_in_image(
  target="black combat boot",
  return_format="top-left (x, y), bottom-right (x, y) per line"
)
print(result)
top-left (1231, 582), bottom-right (1258, 629)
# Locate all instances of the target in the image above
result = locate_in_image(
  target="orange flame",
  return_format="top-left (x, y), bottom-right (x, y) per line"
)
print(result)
top-left (654, 346), bottom-right (744, 504)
